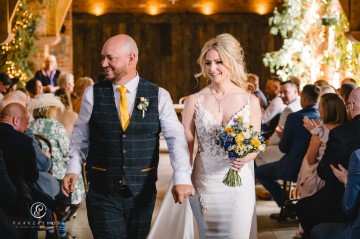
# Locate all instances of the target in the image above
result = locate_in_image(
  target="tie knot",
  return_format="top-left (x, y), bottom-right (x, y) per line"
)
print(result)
top-left (118, 86), bottom-right (127, 95)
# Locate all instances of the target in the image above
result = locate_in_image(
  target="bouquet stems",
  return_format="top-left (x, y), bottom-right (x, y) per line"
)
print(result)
top-left (223, 169), bottom-right (242, 187)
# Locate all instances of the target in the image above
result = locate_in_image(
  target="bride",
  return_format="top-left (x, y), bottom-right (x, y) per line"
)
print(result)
top-left (149, 33), bottom-right (261, 239)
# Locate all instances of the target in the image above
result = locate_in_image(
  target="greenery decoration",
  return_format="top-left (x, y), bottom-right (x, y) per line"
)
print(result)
top-left (263, 0), bottom-right (325, 83)
top-left (0, 0), bottom-right (39, 81)
top-left (263, 0), bottom-right (360, 83)
top-left (324, 13), bottom-right (360, 82)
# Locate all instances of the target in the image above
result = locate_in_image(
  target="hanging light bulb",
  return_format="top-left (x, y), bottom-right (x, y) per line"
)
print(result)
top-left (169, 0), bottom-right (178, 4)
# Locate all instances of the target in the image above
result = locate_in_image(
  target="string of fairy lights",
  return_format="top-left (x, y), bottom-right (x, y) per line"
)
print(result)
top-left (1, 1), bottom-right (37, 81)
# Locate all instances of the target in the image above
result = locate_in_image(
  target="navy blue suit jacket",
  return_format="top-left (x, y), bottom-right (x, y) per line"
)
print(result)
top-left (278, 104), bottom-right (320, 181)
top-left (0, 123), bottom-right (38, 218)
top-left (343, 149), bottom-right (360, 236)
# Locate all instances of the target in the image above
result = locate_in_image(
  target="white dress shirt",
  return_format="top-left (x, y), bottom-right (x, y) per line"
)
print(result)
top-left (67, 75), bottom-right (192, 185)
top-left (268, 96), bottom-right (302, 145)
top-left (261, 95), bottom-right (286, 124)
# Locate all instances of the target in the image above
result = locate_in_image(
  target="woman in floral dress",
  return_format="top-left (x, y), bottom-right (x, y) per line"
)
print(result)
top-left (27, 93), bottom-right (84, 239)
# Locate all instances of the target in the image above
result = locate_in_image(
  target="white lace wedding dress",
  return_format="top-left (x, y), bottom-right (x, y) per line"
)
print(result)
top-left (149, 95), bottom-right (257, 239)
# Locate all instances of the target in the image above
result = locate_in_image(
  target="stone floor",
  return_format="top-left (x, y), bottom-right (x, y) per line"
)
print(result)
top-left (39, 150), bottom-right (298, 239)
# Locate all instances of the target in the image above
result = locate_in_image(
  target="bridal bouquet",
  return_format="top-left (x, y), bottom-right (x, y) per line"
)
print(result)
top-left (215, 115), bottom-right (265, 187)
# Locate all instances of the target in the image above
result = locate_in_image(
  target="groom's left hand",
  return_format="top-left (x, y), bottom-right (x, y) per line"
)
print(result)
top-left (171, 184), bottom-right (194, 204)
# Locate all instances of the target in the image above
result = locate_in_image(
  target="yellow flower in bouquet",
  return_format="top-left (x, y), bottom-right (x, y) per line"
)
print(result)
top-left (216, 116), bottom-right (266, 187)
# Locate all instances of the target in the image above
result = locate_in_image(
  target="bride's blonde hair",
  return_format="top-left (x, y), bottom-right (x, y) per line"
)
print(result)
top-left (195, 33), bottom-right (249, 91)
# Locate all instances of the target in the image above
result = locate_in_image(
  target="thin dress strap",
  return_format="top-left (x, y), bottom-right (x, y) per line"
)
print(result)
top-left (196, 93), bottom-right (200, 105)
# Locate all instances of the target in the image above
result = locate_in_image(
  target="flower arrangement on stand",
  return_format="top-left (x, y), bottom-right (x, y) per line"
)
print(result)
top-left (263, 0), bottom-right (360, 83)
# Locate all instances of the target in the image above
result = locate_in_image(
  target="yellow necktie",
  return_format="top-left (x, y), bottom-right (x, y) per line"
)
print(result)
top-left (118, 86), bottom-right (130, 130)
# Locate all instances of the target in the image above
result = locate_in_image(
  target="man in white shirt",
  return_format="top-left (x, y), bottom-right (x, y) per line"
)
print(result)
top-left (61, 34), bottom-right (193, 238)
top-left (256, 80), bottom-right (301, 166)
top-left (261, 77), bottom-right (286, 140)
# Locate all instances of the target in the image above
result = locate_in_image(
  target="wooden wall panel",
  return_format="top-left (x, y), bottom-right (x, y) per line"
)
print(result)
top-left (73, 13), bottom-right (279, 102)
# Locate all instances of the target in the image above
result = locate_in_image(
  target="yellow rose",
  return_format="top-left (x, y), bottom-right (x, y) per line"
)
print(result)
top-left (137, 104), bottom-right (143, 110)
top-left (235, 134), bottom-right (245, 146)
top-left (224, 127), bottom-right (233, 133)
top-left (250, 138), bottom-right (261, 148)
top-left (236, 116), bottom-right (243, 122)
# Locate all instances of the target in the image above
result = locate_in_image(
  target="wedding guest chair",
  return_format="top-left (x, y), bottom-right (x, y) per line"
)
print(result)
top-left (35, 134), bottom-right (82, 239)
top-left (277, 180), bottom-right (299, 221)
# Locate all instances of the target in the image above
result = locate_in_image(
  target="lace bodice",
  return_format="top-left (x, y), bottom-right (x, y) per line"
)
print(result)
top-left (194, 101), bottom-right (251, 164)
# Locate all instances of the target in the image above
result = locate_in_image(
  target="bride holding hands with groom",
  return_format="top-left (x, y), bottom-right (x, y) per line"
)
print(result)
top-left (62, 32), bottom-right (261, 239)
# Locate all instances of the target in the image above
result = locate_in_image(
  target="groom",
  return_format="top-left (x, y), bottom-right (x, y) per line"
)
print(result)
top-left (62, 34), bottom-right (194, 238)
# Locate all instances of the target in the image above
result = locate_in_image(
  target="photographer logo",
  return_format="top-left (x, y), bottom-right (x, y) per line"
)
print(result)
top-left (30, 202), bottom-right (47, 219)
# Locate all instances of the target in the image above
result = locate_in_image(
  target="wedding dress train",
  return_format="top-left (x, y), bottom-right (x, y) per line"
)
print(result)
top-left (148, 180), bottom-right (197, 239)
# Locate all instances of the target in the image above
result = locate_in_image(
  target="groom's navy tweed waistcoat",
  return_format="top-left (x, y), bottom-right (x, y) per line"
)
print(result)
top-left (86, 78), bottom-right (161, 196)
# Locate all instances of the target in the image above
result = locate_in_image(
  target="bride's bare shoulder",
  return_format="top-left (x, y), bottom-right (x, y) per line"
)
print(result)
top-left (187, 88), bottom-right (210, 101)
top-left (183, 93), bottom-right (198, 108)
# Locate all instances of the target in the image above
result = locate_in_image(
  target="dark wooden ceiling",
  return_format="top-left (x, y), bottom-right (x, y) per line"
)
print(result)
top-left (72, 0), bottom-right (281, 16)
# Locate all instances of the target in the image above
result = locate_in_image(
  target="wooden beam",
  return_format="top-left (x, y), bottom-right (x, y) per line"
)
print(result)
top-left (0, 0), bottom-right (20, 45)
top-left (36, 0), bottom-right (72, 46)
top-left (45, 0), bottom-right (72, 35)
top-left (338, 0), bottom-right (360, 42)
top-left (345, 31), bottom-right (360, 42)
top-left (57, 0), bottom-right (72, 33)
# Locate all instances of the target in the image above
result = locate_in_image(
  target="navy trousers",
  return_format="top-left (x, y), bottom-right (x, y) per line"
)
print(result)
top-left (86, 184), bottom-right (156, 239)
top-left (255, 161), bottom-right (284, 207)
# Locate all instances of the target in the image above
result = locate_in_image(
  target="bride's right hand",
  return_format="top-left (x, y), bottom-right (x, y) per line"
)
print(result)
top-left (230, 158), bottom-right (246, 171)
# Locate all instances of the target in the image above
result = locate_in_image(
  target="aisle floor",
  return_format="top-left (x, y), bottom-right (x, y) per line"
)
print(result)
top-left (39, 151), bottom-right (298, 239)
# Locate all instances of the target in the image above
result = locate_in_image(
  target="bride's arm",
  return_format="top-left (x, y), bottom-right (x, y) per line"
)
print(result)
top-left (182, 94), bottom-right (197, 166)
top-left (231, 94), bottom-right (262, 171)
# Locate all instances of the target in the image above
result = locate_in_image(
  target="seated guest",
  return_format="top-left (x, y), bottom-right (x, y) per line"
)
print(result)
top-left (56, 72), bottom-right (75, 95)
top-left (296, 87), bottom-right (360, 238)
top-left (295, 93), bottom-right (348, 238)
top-left (311, 148), bottom-right (360, 239)
top-left (26, 78), bottom-right (44, 98)
top-left (339, 83), bottom-right (357, 104)
top-left (255, 84), bottom-right (320, 210)
top-left (261, 76), bottom-right (286, 140)
top-left (0, 90), bottom-right (29, 111)
top-left (341, 77), bottom-right (357, 86)
top-left (0, 73), bottom-right (11, 101)
top-left (0, 103), bottom-right (38, 238)
top-left (6, 77), bottom-right (19, 94)
top-left (297, 93), bottom-right (348, 198)
top-left (0, 150), bottom-right (20, 239)
top-left (247, 73), bottom-right (268, 109)
top-left (319, 85), bottom-right (336, 95)
top-left (71, 77), bottom-right (94, 114)
top-left (314, 79), bottom-right (329, 87)
top-left (55, 88), bottom-right (78, 137)
top-left (288, 76), bottom-right (301, 92)
top-left (0, 91), bottom-right (59, 199)
top-left (27, 94), bottom-right (83, 239)
top-left (256, 80), bottom-right (301, 166)
top-left (34, 55), bottom-right (61, 93)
